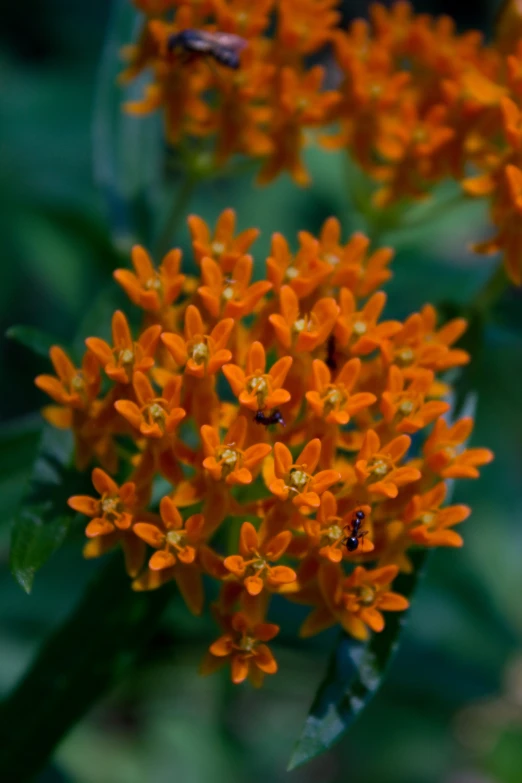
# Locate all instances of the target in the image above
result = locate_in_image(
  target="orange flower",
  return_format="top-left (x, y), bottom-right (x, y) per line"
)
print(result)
top-left (269, 286), bottom-right (339, 351)
top-left (380, 366), bottom-right (450, 433)
top-left (198, 254), bottom-right (272, 319)
top-left (203, 611), bottom-right (279, 685)
top-left (403, 483), bottom-right (470, 548)
top-left (474, 164), bottom-right (522, 285)
top-left (86, 310), bottom-right (162, 384)
top-left (224, 521), bottom-right (296, 594)
top-left (266, 231), bottom-right (331, 297)
top-left (134, 496), bottom-right (205, 570)
top-left (213, 0), bottom-right (275, 38)
top-left (355, 430), bottom-right (421, 498)
top-left (258, 66), bottom-right (340, 186)
top-left (276, 0), bottom-right (341, 56)
top-left (313, 220), bottom-right (394, 296)
top-left (334, 289), bottom-right (402, 353)
top-left (114, 245), bottom-right (185, 313)
top-left (115, 371), bottom-right (185, 438)
top-left (201, 415), bottom-right (272, 485)
top-left (306, 358), bottom-right (377, 425)
top-left (68, 468), bottom-right (136, 537)
top-left (222, 341), bottom-right (292, 411)
top-left (304, 492), bottom-right (374, 563)
top-left (207, 50), bottom-right (275, 167)
top-left (381, 305), bottom-right (470, 374)
top-left (188, 209), bottom-right (260, 274)
top-left (301, 562), bottom-right (409, 640)
top-left (423, 417), bottom-right (494, 478)
top-left (124, 16), bottom-right (212, 144)
top-left (35, 346), bottom-right (100, 411)
top-left (161, 305), bottom-right (234, 377)
top-left (373, 102), bottom-right (455, 206)
top-left (269, 439), bottom-right (341, 508)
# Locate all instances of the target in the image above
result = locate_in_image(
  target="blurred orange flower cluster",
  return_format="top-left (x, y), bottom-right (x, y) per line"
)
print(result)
top-left (122, 0), bottom-right (522, 285)
top-left (123, 0), bottom-right (341, 185)
top-left (35, 209), bottom-right (492, 686)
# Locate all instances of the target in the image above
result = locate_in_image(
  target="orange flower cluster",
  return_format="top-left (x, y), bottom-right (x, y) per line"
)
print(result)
top-left (122, 0), bottom-right (522, 284)
top-left (35, 209), bottom-right (492, 686)
top-left (122, 0), bottom-right (341, 185)
top-left (327, 0), bottom-right (522, 285)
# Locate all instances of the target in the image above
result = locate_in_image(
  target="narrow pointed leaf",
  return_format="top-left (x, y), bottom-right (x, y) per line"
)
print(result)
top-left (9, 427), bottom-right (92, 593)
top-left (288, 550), bottom-right (427, 770)
top-left (6, 325), bottom-right (60, 358)
top-left (10, 506), bottom-right (70, 594)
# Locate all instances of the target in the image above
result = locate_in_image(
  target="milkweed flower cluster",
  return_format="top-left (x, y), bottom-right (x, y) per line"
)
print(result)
top-left (122, 0), bottom-right (522, 285)
top-left (35, 210), bottom-right (493, 685)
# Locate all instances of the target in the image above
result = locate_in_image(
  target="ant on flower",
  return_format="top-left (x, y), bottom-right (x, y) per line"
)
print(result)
top-left (167, 30), bottom-right (247, 70)
top-left (254, 409), bottom-right (286, 427)
top-left (343, 510), bottom-right (368, 552)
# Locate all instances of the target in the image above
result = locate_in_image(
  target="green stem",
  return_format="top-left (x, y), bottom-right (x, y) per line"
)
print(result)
top-left (153, 175), bottom-right (196, 259)
top-left (0, 557), bottom-right (174, 781)
top-left (469, 262), bottom-right (508, 315)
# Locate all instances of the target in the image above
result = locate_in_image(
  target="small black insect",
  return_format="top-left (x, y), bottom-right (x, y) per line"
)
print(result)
top-left (343, 510), bottom-right (367, 552)
top-left (325, 335), bottom-right (337, 371)
top-left (167, 29), bottom-right (247, 70)
top-left (254, 409), bottom-right (286, 427)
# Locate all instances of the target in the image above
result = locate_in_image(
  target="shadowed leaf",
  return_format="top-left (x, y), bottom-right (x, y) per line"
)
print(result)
top-left (288, 550), bottom-right (428, 770)
top-left (0, 557), bottom-right (173, 780)
top-left (9, 427), bottom-right (92, 593)
top-left (6, 325), bottom-right (60, 358)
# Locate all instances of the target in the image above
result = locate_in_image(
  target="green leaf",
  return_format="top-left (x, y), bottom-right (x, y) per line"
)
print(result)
top-left (10, 506), bottom-right (70, 594)
top-left (0, 415), bottom-right (43, 523)
top-left (6, 324), bottom-right (59, 358)
top-left (93, 0), bottom-right (162, 250)
top-left (288, 550), bottom-right (428, 770)
top-left (0, 556), bottom-right (174, 781)
top-left (9, 427), bottom-right (92, 594)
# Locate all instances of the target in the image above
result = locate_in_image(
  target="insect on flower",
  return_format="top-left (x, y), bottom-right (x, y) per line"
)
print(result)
top-left (167, 30), bottom-right (247, 70)
top-left (253, 409), bottom-right (286, 427)
top-left (343, 510), bottom-right (367, 552)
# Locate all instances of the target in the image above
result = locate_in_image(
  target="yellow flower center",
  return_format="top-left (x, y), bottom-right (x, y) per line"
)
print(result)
top-left (324, 252), bottom-right (340, 266)
top-left (352, 320), bottom-right (367, 336)
top-left (293, 318), bottom-right (307, 333)
top-left (371, 459), bottom-right (389, 478)
top-left (238, 635), bottom-right (256, 653)
top-left (420, 512), bottom-right (436, 528)
top-left (101, 496), bottom-right (120, 515)
top-left (212, 241), bottom-right (226, 256)
top-left (118, 349), bottom-right (134, 365)
top-left (100, 495), bottom-right (124, 523)
top-left (328, 524), bottom-right (343, 542)
top-left (222, 285), bottom-right (235, 301)
top-left (221, 448), bottom-right (238, 467)
top-left (413, 127), bottom-right (427, 143)
top-left (289, 468), bottom-right (309, 491)
top-left (357, 585), bottom-right (376, 607)
top-left (145, 276), bottom-right (162, 291)
top-left (71, 374), bottom-right (85, 392)
top-left (396, 347), bottom-right (414, 366)
top-left (191, 342), bottom-right (209, 364)
top-left (323, 387), bottom-right (344, 415)
top-left (285, 266), bottom-right (299, 280)
top-left (148, 403), bottom-right (165, 422)
top-left (399, 399), bottom-right (415, 415)
top-left (247, 375), bottom-right (268, 398)
top-left (166, 530), bottom-right (183, 546)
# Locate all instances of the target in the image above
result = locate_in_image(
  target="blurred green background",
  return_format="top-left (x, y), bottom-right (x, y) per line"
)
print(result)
top-left (1, 1), bottom-right (522, 782)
